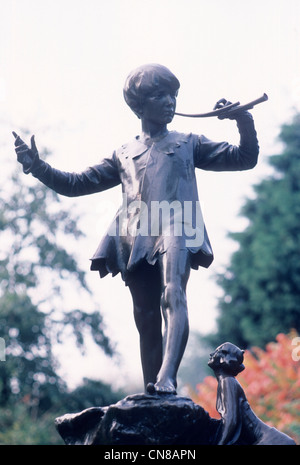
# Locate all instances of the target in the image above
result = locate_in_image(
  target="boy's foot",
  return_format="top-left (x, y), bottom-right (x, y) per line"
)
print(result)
top-left (146, 379), bottom-right (177, 395)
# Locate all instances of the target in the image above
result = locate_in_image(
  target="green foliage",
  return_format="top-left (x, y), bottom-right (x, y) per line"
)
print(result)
top-left (62, 378), bottom-right (125, 413)
top-left (210, 114), bottom-right (300, 348)
top-left (0, 150), bottom-right (118, 443)
top-left (0, 404), bottom-right (64, 445)
top-left (0, 378), bottom-right (125, 445)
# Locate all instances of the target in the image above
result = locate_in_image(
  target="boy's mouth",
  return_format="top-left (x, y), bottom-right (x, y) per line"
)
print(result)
top-left (164, 110), bottom-right (175, 117)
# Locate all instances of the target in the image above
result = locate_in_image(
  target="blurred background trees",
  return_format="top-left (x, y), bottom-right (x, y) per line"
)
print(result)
top-left (208, 113), bottom-right (300, 348)
top-left (1, 112), bottom-right (300, 443)
top-left (188, 113), bottom-right (300, 444)
top-left (0, 143), bottom-right (124, 444)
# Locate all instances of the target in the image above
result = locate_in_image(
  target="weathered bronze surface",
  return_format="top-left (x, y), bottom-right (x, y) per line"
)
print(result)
top-left (54, 343), bottom-right (296, 445)
top-left (13, 64), bottom-right (260, 395)
top-left (208, 342), bottom-right (296, 445)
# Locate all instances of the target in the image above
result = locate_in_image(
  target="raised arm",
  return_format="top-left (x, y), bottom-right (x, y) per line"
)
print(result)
top-left (194, 100), bottom-right (259, 172)
top-left (13, 132), bottom-right (121, 197)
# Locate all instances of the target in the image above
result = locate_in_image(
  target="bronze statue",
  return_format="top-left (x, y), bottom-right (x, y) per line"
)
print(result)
top-left (208, 342), bottom-right (296, 445)
top-left (13, 64), bottom-right (260, 395)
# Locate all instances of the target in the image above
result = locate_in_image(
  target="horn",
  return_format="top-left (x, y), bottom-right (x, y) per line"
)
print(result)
top-left (175, 93), bottom-right (268, 118)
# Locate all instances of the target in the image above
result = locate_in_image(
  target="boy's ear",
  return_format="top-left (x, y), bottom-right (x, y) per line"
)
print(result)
top-left (130, 103), bottom-right (142, 119)
top-left (135, 104), bottom-right (143, 118)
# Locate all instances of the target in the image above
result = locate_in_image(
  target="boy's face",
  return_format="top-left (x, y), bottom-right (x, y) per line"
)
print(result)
top-left (141, 84), bottom-right (177, 126)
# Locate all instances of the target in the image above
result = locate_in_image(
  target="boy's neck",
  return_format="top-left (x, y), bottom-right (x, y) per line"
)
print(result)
top-left (141, 120), bottom-right (168, 140)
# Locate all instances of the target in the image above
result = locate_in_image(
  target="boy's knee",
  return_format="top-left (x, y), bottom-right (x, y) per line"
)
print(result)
top-left (161, 282), bottom-right (186, 310)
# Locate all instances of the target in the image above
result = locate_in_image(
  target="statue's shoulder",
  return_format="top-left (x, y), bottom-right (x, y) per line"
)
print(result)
top-left (115, 136), bottom-right (136, 153)
top-left (115, 136), bottom-right (148, 159)
top-left (168, 130), bottom-right (195, 143)
top-left (115, 132), bottom-right (197, 159)
top-left (169, 131), bottom-right (201, 154)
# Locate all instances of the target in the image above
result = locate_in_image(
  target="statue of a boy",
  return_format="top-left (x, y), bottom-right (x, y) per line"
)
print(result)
top-left (13, 64), bottom-right (259, 394)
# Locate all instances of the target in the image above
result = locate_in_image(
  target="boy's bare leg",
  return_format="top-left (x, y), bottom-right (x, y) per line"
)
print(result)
top-left (128, 263), bottom-right (163, 390)
top-left (153, 248), bottom-right (190, 394)
top-left (134, 304), bottom-right (162, 389)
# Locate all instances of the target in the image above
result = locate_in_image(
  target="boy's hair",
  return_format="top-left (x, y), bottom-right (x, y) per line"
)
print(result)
top-left (123, 63), bottom-right (180, 118)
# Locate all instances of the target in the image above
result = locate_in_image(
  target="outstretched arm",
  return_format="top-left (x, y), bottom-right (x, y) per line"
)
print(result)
top-left (13, 132), bottom-right (121, 197)
top-left (194, 100), bottom-right (259, 172)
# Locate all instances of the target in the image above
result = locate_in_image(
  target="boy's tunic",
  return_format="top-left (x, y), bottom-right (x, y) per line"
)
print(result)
top-left (28, 115), bottom-right (259, 281)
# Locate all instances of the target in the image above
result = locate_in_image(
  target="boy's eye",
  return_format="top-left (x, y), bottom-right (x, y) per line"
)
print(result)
top-left (151, 92), bottom-right (165, 100)
top-left (149, 91), bottom-right (176, 100)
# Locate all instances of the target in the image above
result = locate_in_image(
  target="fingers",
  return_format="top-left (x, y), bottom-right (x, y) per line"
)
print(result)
top-left (30, 135), bottom-right (38, 154)
top-left (15, 143), bottom-right (29, 153)
top-left (12, 131), bottom-right (39, 173)
top-left (12, 132), bottom-right (38, 154)
top-left (213, 98), bottom-right (227, 110)
top-left (213, 98), bottom-right (233, 110)
top-left (12, 131), bottom-right (25, 147)
top-left (12, 131), bottom-right (30, 161)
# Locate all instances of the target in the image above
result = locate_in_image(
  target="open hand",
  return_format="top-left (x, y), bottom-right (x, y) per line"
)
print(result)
top-left (13, 132), bottom-right (39, 173)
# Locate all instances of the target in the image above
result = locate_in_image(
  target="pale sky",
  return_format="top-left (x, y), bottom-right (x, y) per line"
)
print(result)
top-left (1, 0), bottom-right (300, 390)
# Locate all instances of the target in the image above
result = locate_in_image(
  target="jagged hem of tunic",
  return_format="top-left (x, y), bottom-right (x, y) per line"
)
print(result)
top-left (90, 248), bottom-right (213, 283)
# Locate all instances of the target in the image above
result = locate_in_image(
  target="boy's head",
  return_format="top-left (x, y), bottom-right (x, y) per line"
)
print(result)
top-left (123, 63), bottom-right (180, 118)
top-left (208, 342), bottom-right (245, 376)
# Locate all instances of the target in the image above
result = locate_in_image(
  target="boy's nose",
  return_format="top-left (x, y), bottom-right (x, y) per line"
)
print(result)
top-left (165, 94), bottom-right (175, 106)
